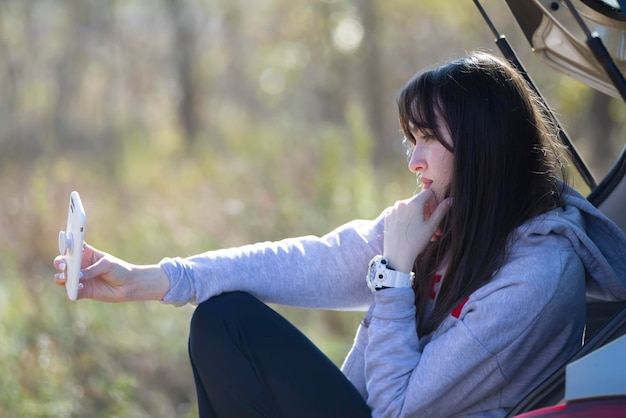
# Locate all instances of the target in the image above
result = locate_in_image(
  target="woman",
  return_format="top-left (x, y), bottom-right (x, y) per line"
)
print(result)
top-left (54, 52), bottom-right (626, 417)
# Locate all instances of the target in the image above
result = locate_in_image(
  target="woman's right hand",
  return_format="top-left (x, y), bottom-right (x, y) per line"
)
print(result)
top-left (53, 243), bottom-right (170, 303)
top-left (383, 189), bottom-right (451, 273)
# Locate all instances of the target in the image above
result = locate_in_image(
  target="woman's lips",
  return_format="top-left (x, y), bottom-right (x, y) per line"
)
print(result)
top-left (421, 178), bottom-right (433, 189)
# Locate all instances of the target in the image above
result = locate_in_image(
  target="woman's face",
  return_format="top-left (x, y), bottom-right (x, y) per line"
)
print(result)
top-left (406, 121), bottom-right (454, 203)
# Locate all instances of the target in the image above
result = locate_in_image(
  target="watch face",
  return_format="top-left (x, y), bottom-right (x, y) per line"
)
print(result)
top-left (367, 255), bottom-right (414, 291)
top-left (368, 257), bottom-right (378, 286)
top-left (367, 256), bottom-right (386, 290)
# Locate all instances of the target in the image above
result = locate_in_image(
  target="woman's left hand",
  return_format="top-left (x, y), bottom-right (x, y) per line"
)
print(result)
top-left (383, 189), bottom-right (451, 273)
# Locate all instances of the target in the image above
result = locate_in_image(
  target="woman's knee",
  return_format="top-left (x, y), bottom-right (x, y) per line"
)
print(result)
top-left (189, 292), bottom-right (262, 356)
top-left (191, 292), bottom-right (260, 326)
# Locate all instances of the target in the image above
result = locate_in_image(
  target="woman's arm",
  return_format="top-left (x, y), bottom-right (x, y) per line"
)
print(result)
top-left (161, 214), bottom-right (386, 308)
top-left (54, 212), bottom-right (386, 308)
top-left (363, 247), bottom-right (585, 417)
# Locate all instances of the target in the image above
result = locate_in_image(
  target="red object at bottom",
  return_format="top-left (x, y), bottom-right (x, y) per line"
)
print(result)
top-left (514, 397), bottom-right (626, 417)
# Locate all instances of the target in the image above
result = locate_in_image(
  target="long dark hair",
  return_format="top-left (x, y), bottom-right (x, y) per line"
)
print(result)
top-left (397, 52), bottom-right (569, 336)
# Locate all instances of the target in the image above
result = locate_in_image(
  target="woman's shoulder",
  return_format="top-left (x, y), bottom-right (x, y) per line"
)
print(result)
top-left (511, 205), bottom-right (585, 247)
top-left (458, 235), bottom-right (585, 327)
top-left (478, 239), bottom-right (583, 299)
top-left (451, 243), bottom-right (586, 352)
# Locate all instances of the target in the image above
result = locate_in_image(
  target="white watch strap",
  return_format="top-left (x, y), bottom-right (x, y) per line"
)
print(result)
top-left (377, 268), bottom-right (414, 288)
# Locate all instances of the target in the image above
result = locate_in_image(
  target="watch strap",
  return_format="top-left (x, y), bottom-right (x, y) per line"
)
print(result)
top-left (368, 256), bottom-right (414, 290)
top-left (376, 268), bottom-right (414, 288)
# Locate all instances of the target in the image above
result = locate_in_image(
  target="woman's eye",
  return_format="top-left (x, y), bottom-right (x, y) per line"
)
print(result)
top-left (419, 131), bottom-right (434, 142)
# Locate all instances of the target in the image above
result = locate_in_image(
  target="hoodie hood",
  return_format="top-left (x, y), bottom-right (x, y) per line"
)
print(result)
top-left (523, 184), bottom-right (626, 301)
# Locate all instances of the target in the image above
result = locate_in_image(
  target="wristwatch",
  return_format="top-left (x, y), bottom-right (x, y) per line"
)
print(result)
top-left (367, 255), bottom-right (414, 291)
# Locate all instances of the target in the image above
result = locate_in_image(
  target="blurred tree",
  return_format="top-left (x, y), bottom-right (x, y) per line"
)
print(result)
top-left (165, 0), bottom-right (202, 148)
top-left (310, 0), bottom-right (350, 126)
top-left (357, 0), bottom-right (387, 166)
top-left (219, 0), bottom-right (258, 118)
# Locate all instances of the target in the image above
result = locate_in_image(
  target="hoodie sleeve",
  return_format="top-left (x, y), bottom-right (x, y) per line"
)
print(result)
top-left (158, 212), bottom-right (386, 309)
top-left (363, 242), bottom-right (586, 417)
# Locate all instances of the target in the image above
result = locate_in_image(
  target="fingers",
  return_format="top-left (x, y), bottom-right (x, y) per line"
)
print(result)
top-left (53, 255), bottom-right (65, 271)
top-left (411, 189), bottom-right (450, 220)
top-left (385, 190), bottom-right (450, 240)
top-left (383, 190), bottom-right (452, 270)
top-left (53, 255), bottom-right (67, 287)
top-left (54, 265), bottom-right (99, 296)
top-left (387, 189), bottom-right (438, 220)
top-left (53, 260), bottom-right (85, 288)
top-left (430, 227), bottom-right (442, 242)
top-left (428, 197), bottom-right (452, 226)
top-left (54, 271), bottom-right (66, 287)
top-left (52, 244), bottom-right (95, 290)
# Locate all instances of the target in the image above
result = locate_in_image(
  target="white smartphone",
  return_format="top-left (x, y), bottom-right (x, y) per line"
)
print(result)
top-left (58, 191), bottom-right (86, 301)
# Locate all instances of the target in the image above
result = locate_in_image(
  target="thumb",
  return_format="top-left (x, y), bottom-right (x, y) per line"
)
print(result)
top-left (428, 197), bottom-right (452, 227)
top-left (81, 256), bottom-right (111, 281)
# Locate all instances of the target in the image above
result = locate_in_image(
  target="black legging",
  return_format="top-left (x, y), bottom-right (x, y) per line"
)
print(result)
top-left (188, 292), bottom-right (372, 418)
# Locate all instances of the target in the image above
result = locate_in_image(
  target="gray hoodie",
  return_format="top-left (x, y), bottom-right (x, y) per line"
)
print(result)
top-left (160, 185), bottom-right (626, 417)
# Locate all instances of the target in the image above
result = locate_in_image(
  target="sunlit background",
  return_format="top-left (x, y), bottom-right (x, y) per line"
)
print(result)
top-left (1, 0), bottom-right (624, 416)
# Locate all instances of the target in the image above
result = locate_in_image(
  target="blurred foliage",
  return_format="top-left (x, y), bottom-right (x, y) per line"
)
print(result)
top-left (0, 0), bottom-right (624, 416)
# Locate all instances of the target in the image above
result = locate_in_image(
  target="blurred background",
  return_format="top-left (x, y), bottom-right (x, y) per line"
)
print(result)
top-left (1, 0), bottom-right (624, 416)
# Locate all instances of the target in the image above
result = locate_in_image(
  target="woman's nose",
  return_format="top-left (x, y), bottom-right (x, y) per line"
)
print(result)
top-left (408, 147), bottom-right (426, 173)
